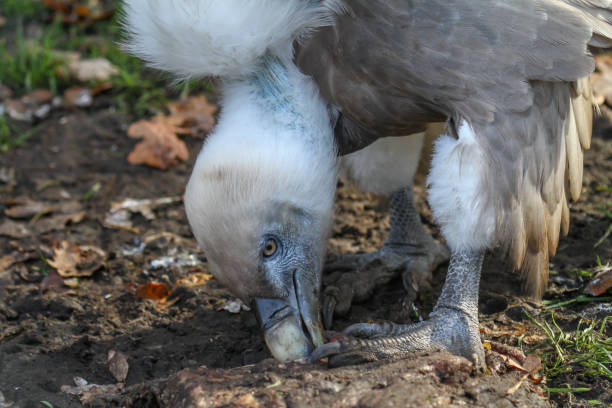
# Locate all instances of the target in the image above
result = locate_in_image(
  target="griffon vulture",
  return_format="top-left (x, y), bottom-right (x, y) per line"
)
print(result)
top-left (123, 0), bottom-right (607, 367)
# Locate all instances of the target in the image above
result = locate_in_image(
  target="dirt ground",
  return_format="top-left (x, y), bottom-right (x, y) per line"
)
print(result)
top-left (0, 98), bottom-right (610, 407)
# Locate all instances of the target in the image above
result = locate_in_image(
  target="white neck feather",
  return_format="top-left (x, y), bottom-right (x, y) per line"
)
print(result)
top-left (192, 56), bottom-right (338, 215)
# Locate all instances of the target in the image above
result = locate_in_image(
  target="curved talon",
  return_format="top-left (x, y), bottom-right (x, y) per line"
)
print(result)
top-left (309, 341), bottom-right (343, 363)
top-left (322, 292), bottom-right (337, 329)
top-left (343, 322), bottom-right (402, 339)
top-left (343, 322), bottom-right (386, 338)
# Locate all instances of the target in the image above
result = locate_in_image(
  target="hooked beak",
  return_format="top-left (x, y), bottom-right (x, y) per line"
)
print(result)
top-left (253, 269), bottom-right (324, 362)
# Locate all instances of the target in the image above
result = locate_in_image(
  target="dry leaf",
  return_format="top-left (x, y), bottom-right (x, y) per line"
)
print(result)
top-left (103, 209), bottom-right (138, 232)
top-left (0, 219), bottom-right (31, 238)
top-left (61, 377), bottom-right (124, 405)
top-left (127, 119), bottom-right (189, 169)
top-left (4, 198), bottom-right (81, 219)
top-left (234, 394), bottom-right (260, 408)
top-left (44, 0), bottom-right (114, 25)
top-left (176, 272), bottom-right (213, 287)
top-left (4, 89), bottom-right (55, 122)
top-left (0, 250), bottom-right (37, 271)
top-left (222, 299), bottom-right (250, 314)
top-left (33, 211), bottom-right (87, 233)
top-left (107, 350), bottom-right (129, 383)
top-left (48, 241), bottom-right (106, 278)
top-left (40, 270), bottom-right (68, 293)
top-left (522, 354), bottom-right (542, 375)
top-left (103, 196), bottom-right (181, 231)
top-left (0, 255), bottom-right (14, 271)
top-left (127, 281), bottom-right (172, 301)
top-left (167, 95), bottom-right (217, 136)
top-left (64, 86), bottom-right (93, 107)
top-left (68, 58), bottom-right (118, 82)
top-left (4, 199), bottom-right (54, 219)
top-left (584, 269), bottom-right (612, 296)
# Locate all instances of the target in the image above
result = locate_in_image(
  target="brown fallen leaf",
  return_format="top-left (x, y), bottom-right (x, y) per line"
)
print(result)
top-left (48, 241), bottom-right (106, 278)
top-left (41, 270), bottom-right (68, 293)
top-left (107, 350), bottom-right (129, 383)
top-left (584, 269), bottom-right (612, 296)
top-left (129, 281), bottom-right (172, 301)
top-left (167, 95), bottom-right (217, 136)
top-left (44, 0), bottom-right (115, 25)
top-left (102, 209), bottom-right (139, 233)
top-left (235, 394), bottom-right (260, 408)
top-left (0, 219), bottom-right (32, 238)
top-left (522, 354), bottom-right (542, 375)
top-left (33, 211), bottom-right (87, 233)
top-left (0, 250), bottom-right (37, 271)
top-left (103, 196), bottom-right (181, 232)
top-left (4, 199), bottom-right (54, 219)
top-left (127, 119), bottom-right (189, 169)
top-left (222, 298), bottom-right (251, 314)
top-left (61, 377), bottom-right (124, 405)
top-left (64, 86), bottom-right (93, 107)
top-left (176, 272), bottom-right (213, 287)
top-left (4, 197), bottom-right (82, 219)
top-left (68, 57), bottom-right (119, 82)
top-left (4, 89), bottom-right (55, 121)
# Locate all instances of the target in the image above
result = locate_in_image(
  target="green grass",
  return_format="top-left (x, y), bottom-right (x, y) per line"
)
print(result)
top-left (526, 313), bottom-right (611, 385)
top-left (0, 115), bottom-right (40, 151)
top-left (0, 19), bottom-right (67, 94)
top-left (1, 0), bottom-right (47, 19)
top-left (0, 1), bottom-right (214, 119)
top-left (595, 207), bottom-right (612, 248)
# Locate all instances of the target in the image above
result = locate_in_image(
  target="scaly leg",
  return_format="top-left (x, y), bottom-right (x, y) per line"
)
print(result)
top-left (313, 122), bottom-right (497, 368)
top-left (323, 186), bottom-right (449, 327)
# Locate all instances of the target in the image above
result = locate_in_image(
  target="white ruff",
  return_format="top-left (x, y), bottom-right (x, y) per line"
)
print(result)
top-left (427, 123), bottom-right (497, 251)
top-left (122, 0), bottom-right (341, 78)
top-left (340, 133), bottom-right (425, 194)
top-left (184, 64), bottom-right (338, 296)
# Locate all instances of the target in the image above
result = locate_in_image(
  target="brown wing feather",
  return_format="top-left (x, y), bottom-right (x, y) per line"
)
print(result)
top-left (297, 0), bottom-right (607, 299)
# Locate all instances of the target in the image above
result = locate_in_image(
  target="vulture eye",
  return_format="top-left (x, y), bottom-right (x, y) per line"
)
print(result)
top-left (263, 238), bottom-right (278, 258)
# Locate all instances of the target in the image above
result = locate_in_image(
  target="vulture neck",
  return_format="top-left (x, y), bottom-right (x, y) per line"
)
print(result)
top-left (208, 54), bottom-right (338, 198)
top-left (245, 54), bottom-right (336, 155)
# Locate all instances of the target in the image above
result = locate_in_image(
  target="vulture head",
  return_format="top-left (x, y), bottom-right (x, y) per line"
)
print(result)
top-left (184, 62), bottom-right (338, 361)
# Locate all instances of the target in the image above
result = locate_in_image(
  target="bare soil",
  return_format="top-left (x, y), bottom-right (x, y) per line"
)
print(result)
top-left (0, 101), bottom-right (610, 407)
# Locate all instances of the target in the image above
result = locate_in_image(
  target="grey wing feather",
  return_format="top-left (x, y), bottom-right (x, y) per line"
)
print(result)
top-left (297, 0), bottom-right (606, 298)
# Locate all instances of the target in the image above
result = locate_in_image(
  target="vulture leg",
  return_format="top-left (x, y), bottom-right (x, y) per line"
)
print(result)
top-left (323, 134), bottom-right (449, 328)
top-left (312, 123), bottom-right (492, 367)
top-left (311, 250), bottom-right (485, 369)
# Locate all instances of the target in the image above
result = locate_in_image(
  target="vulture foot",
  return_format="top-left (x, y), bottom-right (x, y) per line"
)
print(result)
top-left (313, 250), bottom-right (485, 371)
top-left (311, 307), bottom-right (484, 370)
top-left (323, 240), bottom-right (449, 329)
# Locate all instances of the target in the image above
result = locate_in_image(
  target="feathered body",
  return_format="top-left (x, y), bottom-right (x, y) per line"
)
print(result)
top-left (295, 0), bottom-right (604, 297)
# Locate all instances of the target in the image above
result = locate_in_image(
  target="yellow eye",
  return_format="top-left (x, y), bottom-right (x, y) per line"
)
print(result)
top-left (263, 238), bottom-right (278, 258)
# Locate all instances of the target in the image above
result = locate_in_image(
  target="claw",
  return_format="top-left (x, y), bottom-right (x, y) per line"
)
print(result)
top-left (322, 291), bottom-right (337, 330)
top-left (342, 323), bottom-right (377, 338)
top-left (309, 341), bottom-right (343, 363)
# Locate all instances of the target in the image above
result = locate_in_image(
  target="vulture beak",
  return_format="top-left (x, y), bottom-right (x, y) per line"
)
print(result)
top-left (253, 269), bottom-right (325, 362)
